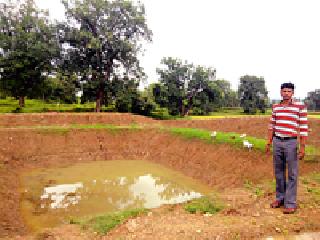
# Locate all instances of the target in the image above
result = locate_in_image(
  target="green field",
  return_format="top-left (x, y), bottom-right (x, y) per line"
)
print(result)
top-left (1, 98), bottom-right (320, 119)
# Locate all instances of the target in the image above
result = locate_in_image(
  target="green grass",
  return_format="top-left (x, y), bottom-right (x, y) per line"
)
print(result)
top-left (168, 127), bottom-right (319, 161)
top-left (70, 208), bottom-right (147, 235)
top-left (301, 173), bottom-right (320, 204)
top-left (16, 124), bottom-right (143, 131)
top-left (184, 195), bottom-right (223, 214)
top-left (8, 124), bottom-right (144, 135)
top-left (169, 127), bottom-right (267, 151)
top-left (244, 180), bottom-right (266, 197)
top-left (306, 187), bottom-right (320, 203)
top-left (0, 97), bottom-right (110, 113)
top-left (169, 127), bottom-right (211, 142)
top-left (309, 173), bottom-right (320, 184)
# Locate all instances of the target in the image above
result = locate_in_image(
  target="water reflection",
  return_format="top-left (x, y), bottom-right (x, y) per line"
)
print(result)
top-left (130, 174), bottom-right (202, 208)
top-left (39, 174), bottom-right (202, 211)
top-left (20, 160), bottom-right (211, 231)
top-left (41, 183), bottom-right (83, 209)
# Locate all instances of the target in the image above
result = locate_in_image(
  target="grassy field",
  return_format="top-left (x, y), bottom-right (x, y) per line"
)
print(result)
top-left (0, 98), bottom-right (106, 113)
top-left (1, 97), bottom-right (320, 119)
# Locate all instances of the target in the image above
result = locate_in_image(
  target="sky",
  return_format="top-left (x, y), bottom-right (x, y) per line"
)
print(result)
top-left (34, 0), bottom-right (320, 99)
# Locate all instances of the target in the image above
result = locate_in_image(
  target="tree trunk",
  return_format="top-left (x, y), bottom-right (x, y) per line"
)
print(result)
top-left (182, 95), bottom-right (193, 116)
top-left (180, 103), bottom-right (185, 116)
top-left (95, 62), bottom-right (112, 112)
top-left (95, 85), bottom-right (104, 112)
top-left (19, 96), bottom-right (25, 108)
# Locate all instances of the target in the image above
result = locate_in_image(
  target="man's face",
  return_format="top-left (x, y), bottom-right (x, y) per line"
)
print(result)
top-left (280, 88), bottom-right (294, 101)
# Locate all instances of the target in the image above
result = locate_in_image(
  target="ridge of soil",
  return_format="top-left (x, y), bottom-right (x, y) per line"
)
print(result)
top-left (162, 118), bottom-right (320, 147)
top-left (0, 113), bottom-right (156, 127)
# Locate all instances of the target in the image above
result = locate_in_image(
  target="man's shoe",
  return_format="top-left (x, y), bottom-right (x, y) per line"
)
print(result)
top-left (283, 208), bottom-right (296, 214)
top-left (270, 200), bottom-right (283, 208)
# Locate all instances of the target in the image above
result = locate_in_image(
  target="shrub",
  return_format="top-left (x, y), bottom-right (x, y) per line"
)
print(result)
top-left (184, 196), bottom-right (223, 214)
top-left (151, 107), bottom-right (172, 120)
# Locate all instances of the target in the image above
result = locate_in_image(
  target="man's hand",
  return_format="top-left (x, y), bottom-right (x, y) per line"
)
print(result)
top-left (299, 145), bottom-right (305, 160)
top-left (265, 143), bottom-right (271, 154)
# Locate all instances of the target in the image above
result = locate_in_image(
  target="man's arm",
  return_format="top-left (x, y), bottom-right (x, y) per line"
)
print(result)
top-left (266, 106), bottom-right (275, 154)
top-left (298, 104), bottom-right (308, 160)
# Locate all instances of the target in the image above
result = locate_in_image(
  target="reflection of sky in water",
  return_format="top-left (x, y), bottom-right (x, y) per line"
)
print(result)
top-left (21, 160), bottom-right (211, 231)
top-left (41, 183), bottom-right (83, 209)
top-left (39, 174), bottom-right (201, 210)
top-left (130, 174), bottom-right (202, 208)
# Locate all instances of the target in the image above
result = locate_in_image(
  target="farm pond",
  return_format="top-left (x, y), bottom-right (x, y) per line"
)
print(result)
top-left (19, 160), bottom-right (211, 232)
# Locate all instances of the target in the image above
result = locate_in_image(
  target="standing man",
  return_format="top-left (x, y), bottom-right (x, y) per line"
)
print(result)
top-left (266, 83), bottom-right (308, 214)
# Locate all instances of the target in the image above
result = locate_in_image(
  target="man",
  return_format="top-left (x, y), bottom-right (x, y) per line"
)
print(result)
top-left (265, 83), bottom-right (308, 214)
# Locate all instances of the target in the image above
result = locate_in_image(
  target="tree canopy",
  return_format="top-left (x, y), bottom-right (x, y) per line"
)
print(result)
top-left (155, 57), bottom-right (219, 116)
top-left (305, 89), bottom-right (320, 111)
top-left (238, 75), bottom-right (268, 114)
top-left (0, 0), bottom-right (59, 107)
top-left (59, 0), bottom-right (152, 112)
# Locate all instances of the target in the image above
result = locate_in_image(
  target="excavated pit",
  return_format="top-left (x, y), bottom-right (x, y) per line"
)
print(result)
top-left (0, 113), bottom-right (319, 238)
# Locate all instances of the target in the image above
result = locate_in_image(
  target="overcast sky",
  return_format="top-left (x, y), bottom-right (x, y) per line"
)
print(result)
top-left (34, 0), bottom-right (320, 99)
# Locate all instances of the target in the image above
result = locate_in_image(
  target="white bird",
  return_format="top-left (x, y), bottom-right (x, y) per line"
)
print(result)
top-left (240, 133), bottom-right (247, 138)
top-left (243, 140), bottom-right (253, 149)
top-left (211, 131), bottom-right (217, 139)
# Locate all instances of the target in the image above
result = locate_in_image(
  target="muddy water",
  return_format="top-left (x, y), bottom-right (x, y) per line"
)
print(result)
top-left (19, 160), bottom-right (211, 232)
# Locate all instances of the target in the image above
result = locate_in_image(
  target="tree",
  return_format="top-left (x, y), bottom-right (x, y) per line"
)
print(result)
top-left (0, 0), bottom-right (59, 107)
top-left (305, 89), bottom-right (320, 111)
top-left (209, 79), bottom-right (239, 108)
top-left (156, 57), bottom-right (216, 116)
top-left (156, 57), bottom-right (192, 115)
top-left (238, 75), bottom-right (268, 114)
top-left (60, 0), bottom-right (152, 112)
top-left (42, 73), bottom-right (78, 103)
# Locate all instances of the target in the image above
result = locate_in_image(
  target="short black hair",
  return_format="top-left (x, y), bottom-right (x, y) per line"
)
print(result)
top-left (281, 82), bottom-right (295, 90)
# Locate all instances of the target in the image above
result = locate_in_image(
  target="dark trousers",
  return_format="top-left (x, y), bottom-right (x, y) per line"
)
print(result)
top-left (272, 137), bottom-right (298, 208)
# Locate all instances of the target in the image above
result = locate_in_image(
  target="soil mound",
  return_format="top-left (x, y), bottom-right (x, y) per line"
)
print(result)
top-left (0, 113), bottom-right (156, 127)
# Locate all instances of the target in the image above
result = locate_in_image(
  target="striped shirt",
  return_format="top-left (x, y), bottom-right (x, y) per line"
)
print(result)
top-left (269, 100), bottom-right (308, 139)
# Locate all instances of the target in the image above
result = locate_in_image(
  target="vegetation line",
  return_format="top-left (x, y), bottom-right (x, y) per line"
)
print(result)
top-left (1, 123), bottom-right (317, 160)
top-left (168, 127), bottom-right (317, 160)
top-left (70, 209), bottom-right (148, 235)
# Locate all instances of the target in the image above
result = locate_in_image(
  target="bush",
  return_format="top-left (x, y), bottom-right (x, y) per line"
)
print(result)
top-left (184, 196), bottom-right (223, 214)
top-left (151, 107), bottom-right (172, 120)
top-left (12, 107), bottom-right (23, 113)
top-left (70, 208), bottom-right (147, 235)
top-left (73, 107), bottom-right (95, 112)
top-left (189, 107), bottom-right (206, 116)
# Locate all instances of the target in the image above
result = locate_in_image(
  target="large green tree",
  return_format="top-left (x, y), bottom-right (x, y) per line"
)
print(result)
top-left (209, 79), bottom-right (239, 108)
top-left (305, 89), bottom-right (320, 111)
top-left (156, 57), bottom-right (216, 116)
top-left (238, 75), bottom-right (268, 114)
top-left (60, 0), bottom-right (152, 112)
top-left (0, 0), bottom-right (59, 107)
top-left (156, 57), bottom-right (192, 115)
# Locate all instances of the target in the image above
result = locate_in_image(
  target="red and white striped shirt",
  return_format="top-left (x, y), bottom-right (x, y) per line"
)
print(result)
top-left (269, 100), bottom-right (308, 139)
